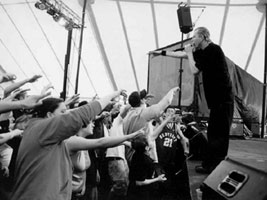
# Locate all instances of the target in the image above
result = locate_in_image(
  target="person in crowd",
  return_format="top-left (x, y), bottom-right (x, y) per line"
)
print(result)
top-left (0, 129), bottom-right (22, 145)
top-left (0, 78), bottom-right (51, 200)
top-left (151, 26), bottom-right (234, 173)
top-left (155, 107), bottom-right (191, 200)
top-left (139, 89), bottom-right (154, 107)
top-left (65, 106), bottom-right (144, 200)
top-left (123, 87), bottom-right (179, 166)
top-left (127, 135), bottom-right (167, 200)
top-left (106, 103), bottom-right (132, 200)
top-left (10, 90), bottom-right (127, 200)
top-left (0, 72), bottom-right (16, 84)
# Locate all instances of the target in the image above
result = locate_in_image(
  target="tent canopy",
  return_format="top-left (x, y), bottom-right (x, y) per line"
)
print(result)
top-left (0, 0), bottom-right (265, 99)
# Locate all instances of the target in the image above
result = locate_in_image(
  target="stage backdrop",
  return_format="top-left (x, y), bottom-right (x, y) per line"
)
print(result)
top-left (147, 39), bottom-right (194, 107)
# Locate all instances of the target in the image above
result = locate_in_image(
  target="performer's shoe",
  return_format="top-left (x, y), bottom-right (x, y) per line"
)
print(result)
top-left (195, 165), bottom-right (213, 174)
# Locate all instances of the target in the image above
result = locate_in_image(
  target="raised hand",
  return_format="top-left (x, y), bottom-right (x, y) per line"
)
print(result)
top-left (65, 94), bottom-right (80, 107)
top-left (20, 92), bottom-right (51, 109)
top-left (0, 72), bottom-right (16, 83)
top-left (3, 88), bottom-right (30, 102)
top-left (41, 84), bottom-right (54, 96)
top-left (28, 75), bottom-right (42, 83)
top-left (129, 127), bottom-right (146, 140)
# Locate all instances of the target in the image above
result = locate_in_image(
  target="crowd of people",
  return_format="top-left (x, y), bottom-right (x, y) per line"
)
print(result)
top-left (0, 26), bottom-right (233, 200)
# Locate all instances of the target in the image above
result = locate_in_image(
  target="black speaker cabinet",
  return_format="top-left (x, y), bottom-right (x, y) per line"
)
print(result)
top-left (202, 158), bottom-right (267, 200)
top-left (177, 6), bottom-right (193, 34)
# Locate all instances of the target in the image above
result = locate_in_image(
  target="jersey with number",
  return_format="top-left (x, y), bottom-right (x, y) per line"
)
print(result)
top-left (156, 123), bottom-right (179, 166)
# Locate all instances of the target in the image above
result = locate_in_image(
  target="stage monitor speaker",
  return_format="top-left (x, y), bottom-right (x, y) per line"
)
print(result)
top-left (230, 119), bottom-right (244, 137)
top-left (202, 158), bottom-right (267, 200)
top-left (177, 6), bottom-right (193, 34)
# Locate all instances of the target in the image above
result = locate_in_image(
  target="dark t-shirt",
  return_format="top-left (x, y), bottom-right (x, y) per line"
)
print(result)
top-left (193, 43), bottom-right (233, 108)
top-left (128, 152), bottom-right (155, 200)
top-left (156, 124), bottom-right (185, 176)
top-left (156, 124), bottom-right (179, 166)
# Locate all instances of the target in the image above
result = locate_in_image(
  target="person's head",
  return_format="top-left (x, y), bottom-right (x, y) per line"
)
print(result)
top-left (34, 97), bottom-right (66, 118)
top-left (78, 120), bottom-right (95, 137)
top-left (14, 114), bottom-right (31, 130)
top-left (128, 91), bottom-right (141, 107)
top-left (139, 89), bottom-right (154, 107)
top-left (132, 134), bottom-right (149, 153)
top-left (162, 106), bottom-right (175, 119)
top-left (192, 27), bottom-right (211, 49)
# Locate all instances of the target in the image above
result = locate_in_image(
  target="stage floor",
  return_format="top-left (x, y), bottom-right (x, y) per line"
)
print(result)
top-left (188, 138), bottom-right (267, 200)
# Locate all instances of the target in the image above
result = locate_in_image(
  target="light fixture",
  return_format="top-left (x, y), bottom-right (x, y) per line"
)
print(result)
top-left (34, 1), bottom-right (47, 10)
top-left (46, 8), bottom-right (56, 16)
top-left (34, 0), bottom-right (81, 30)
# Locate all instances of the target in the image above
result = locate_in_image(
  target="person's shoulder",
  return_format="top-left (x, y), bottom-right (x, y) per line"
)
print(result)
top-left (208, 43), bottom-right (222, 50)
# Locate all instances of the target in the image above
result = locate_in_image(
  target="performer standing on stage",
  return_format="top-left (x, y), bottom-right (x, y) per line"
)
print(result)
top-left (151, 27), bottom-right (234, 174)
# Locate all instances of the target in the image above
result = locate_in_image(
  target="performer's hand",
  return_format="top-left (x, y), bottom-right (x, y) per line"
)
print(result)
top-left (184, 43), bottom-right (195, 53)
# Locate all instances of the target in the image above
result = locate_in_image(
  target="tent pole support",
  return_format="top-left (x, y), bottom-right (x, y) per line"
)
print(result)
top-left (61, 29), bottom-right (73, 100)
top-left (75, 0), bottom-right (88, 94)
top-left (178, 33), bottom-right (184, 108)
top-left (261, 3), bottom-right (267, 138)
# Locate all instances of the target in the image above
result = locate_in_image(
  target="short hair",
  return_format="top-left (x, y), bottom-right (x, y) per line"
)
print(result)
top-left (132, 135), bottom-right (148, 153)
top-left (34, 97), bottom-right (64, 118)
top-left (139, 89), bottom-right (147, 100)
top-left (128, 91), bottom-right (141, 107)
top-left (195, 27), bottom-right (211, 42)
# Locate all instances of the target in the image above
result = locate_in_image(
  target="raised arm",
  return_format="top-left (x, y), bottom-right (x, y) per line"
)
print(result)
top-left (66, 128), bottom-right (144, 153)
top-left (4, 75), bottom-right (42, 97)
top-left (97, 90), bottom-right (127, 111)
top-left (0, 72), bottom-right (16, 84)
top-left (150, 114), bottom-right (174, 141)
top-left (150, 44), bottom-right (199, 74)
top-left (150, 50), bottom-right (187, 59)
top-left (142, 87), bottom-right (179, 120)
top-left (0, 129), bottom-right (23, 145)
top-left (0, 92), bottom-right (51, 113)
top-left (175, 122), bottom-right (189, 155)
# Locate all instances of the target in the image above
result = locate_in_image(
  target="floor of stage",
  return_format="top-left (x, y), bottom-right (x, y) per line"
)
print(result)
top-left (187, 137), bottom-right (267, 200)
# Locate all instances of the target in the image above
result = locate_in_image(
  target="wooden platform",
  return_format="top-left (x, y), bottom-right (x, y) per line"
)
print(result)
top-left (188, 138), bottom-right (267, 200)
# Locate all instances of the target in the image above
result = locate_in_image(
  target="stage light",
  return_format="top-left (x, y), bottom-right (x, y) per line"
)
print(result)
top-left (34, 0), bottom-right (81, 30)
top-left (34, 2), bottom-right (47, 10)
top-left (46, 8), bottom-right (56, 16)
top-left (53, 14), bottom-right (68, 27)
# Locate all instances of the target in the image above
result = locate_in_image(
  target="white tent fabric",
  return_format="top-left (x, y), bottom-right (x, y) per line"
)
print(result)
top-left (0, 0), bottom-right (265, 99)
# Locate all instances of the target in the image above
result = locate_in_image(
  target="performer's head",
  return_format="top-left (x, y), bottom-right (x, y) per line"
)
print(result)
top-left (192, 27), bottom-right (211, 49)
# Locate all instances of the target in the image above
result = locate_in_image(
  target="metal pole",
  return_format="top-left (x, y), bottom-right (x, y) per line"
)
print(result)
top-left (261, 4), bottom-right (267, 138)
top-left (178, 33), bottom-right (184, 108)
top-left (62, 29), bottom-right (73, 100)
top-left (75, 0), bottom-right (88, 94)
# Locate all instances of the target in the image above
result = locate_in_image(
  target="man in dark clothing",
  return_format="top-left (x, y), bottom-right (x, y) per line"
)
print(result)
top-left (151, 27), bottom-right (234, 174)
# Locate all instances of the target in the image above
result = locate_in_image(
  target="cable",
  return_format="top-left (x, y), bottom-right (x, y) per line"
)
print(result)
top-left (71, 38), bottom-right (98, 95)
top-left (0, 38), bottom-right (28, 78)
top-left (0, 38), bottom-right (39, 91)
top-left (0, 3), bottom-right (58, 93)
